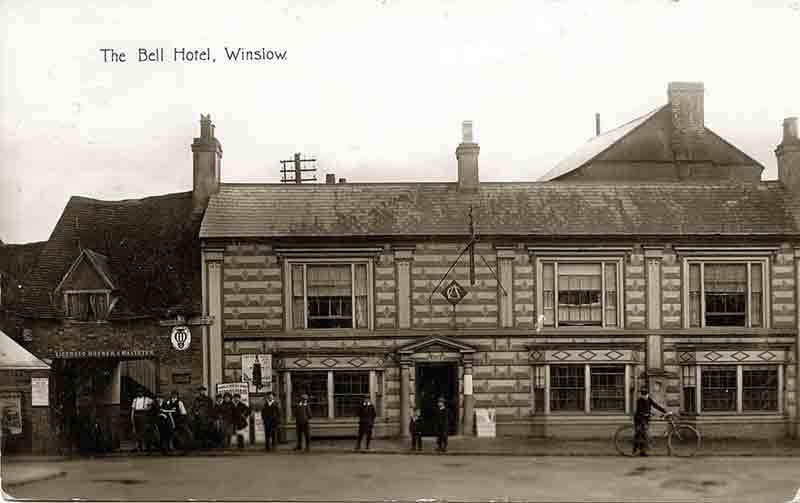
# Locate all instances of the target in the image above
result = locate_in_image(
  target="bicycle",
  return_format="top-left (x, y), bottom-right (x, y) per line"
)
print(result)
top-left (614, 411), bottom-right (701, 457)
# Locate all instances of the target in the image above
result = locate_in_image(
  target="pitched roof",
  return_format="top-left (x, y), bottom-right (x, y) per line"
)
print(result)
top-left (53, 248), bottom-right (118, 292)
top-left (538, 106), bottom-right (665, 182)
top-left (21, 192), bottom-right (202, 319)
top-left (200, 181), bottom-right (800, 239)
top-left (0, 328), bottom-right (49, 370)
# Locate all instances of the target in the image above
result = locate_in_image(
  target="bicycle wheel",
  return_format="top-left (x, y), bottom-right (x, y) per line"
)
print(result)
top-left (667, 424), bottom-right (701, 457)
top-left (614, 424), bottom-right (637, 457)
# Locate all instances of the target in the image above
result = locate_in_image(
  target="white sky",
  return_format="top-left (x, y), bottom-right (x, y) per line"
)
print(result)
top-left (1, 0), bottom-right (799, 243)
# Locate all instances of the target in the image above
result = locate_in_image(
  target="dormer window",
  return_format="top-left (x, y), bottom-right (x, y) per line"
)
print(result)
top-left (65, 291), bottom-right (110, 321)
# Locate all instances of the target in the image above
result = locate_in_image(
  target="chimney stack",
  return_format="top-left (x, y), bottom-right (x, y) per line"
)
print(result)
top-left (338, 178), bottom-right (347, 184)
top-left (668, 82), bottom-right (705, 161)
top-left (595, 113), bottom-right (601, 136)
top-left (191, 114), bottom-right (222, 213)
top-left (326, 174), bottom-right (336, 184)
top-left (777, 117), bottom-right (800, 194)
top-left (456, 120), bottom-right (480, 191)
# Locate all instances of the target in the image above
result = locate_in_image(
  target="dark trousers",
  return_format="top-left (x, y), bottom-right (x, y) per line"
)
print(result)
top-left (356, 423), bottom-right (373, 449)
top-left (412, 434), bottom-right (422, 450)
top-left (133, 412), bottom-right (148, 449)
top-left (437, 433), bottom-right (448, 451)
top-left (633, 420), bottom-right (649, 453)
top-left (295, 422), bottom-right (310, 450)
top-left (264, 422), bottom-right (279, 450)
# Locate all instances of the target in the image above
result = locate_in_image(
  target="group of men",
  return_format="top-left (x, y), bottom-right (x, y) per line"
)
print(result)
top-left (409, 397), bottom-right (451, 452)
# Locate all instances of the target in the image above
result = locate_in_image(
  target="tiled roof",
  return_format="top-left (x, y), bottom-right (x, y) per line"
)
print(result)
top-left (538, 106), bottom-right (665, 181)
top-left (0, 242), bottom-right (45, 279)
top-left (200, 181), bottom-right (800, 239)
top-left (21, 192), bottom-right (202, 319)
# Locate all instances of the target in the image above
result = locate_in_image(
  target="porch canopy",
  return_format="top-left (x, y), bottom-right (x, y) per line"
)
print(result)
top-left (0, 329), bottom-right (50, 370)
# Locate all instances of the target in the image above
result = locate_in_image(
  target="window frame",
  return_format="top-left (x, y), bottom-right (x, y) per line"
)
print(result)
top-left (534, 363), bottom-right (631, 415)
top-left (681, 363), bottom-right (783, 415)
top-left (536, 257), bottom-right (624, 329)
top-left (283, 258), bottom-right (374, 331)
top-left (285, 369), bottom-right (382, 420)
top-left (63, 289), bottom-right (111, 322)
top-left (682, 258), bottom-right (770, 329)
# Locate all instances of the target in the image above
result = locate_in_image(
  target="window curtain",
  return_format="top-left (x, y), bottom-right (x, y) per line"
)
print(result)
top-left (292, 265), bottom-right (305, 329)
top-left (704, 264), bottom-right (747, 292)
top-left (354, 264), bottom-right (368, 329)
top-left (750, 264), bottom-right (762, 327)
top-left (604, 263), bottom-right (617, 327)
top-left (558, 264), bottom-right (602, 324)
top-left (689, 264), bottom-right (701, 328)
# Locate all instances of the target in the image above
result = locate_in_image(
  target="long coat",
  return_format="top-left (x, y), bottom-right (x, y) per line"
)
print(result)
top-left (433, 406), bottom-right (449, 436)
top-left (294, 401), bottom-right (312, 425)
top-left (261, 400), bottom-right (282, 427)
top-left (358, 403), bottom-right (376, 426)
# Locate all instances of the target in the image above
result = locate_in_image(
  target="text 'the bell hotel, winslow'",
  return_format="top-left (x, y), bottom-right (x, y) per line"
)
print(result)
top-left (197, 82), bottom-right (800, 441)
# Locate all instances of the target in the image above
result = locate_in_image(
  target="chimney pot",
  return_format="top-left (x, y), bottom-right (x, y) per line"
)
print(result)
top-left (462, 120), bottom-right (474, 143)
top-left (595, 113), bottom-right (601, 136)
top-left (326, 174), bottom-right (336, 184)
top-left (783, 117), bottom-right (799, 144)
top-left (338, 178), bottom-right (346, 184)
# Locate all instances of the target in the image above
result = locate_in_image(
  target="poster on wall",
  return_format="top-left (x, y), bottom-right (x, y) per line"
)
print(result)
top-left (475, 408), bottom-right (496, 438)
top-left (0, 392), bottom-right (23, 435)
top-left (240, 354), bottom-right (272, 393)
top-left (31, 377), bottom-right (49, 407)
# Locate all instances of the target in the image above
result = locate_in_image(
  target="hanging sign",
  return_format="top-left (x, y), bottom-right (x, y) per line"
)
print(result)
top-left (31, 377), bottom-right (49, 407)
top-left (241, 354), bottom-right (272, 393)
top-left (0, 392), bottom-right (23, 435)
top-left (440, 280), bottom-right (468, 306)
top-left (170, 326), bottom-right (191, 351)
top-left (475, 408), bottom-right (496, 438)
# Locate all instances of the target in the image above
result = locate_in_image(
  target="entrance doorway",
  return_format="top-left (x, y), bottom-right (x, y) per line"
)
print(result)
top-left (415, 363), bottom-right (458, 435)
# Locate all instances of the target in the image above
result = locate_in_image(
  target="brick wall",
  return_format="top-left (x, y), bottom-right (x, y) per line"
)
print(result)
top-left (626, 247), bottom-right (646, 329)
top-left (223, 243), bottom-right (283, 332)
top-left (0, 368), bottom-right (51, 454)
top-left (471, 338), bottom-right (531, 422)
top-left (411, 243), bottom-right (498, 329)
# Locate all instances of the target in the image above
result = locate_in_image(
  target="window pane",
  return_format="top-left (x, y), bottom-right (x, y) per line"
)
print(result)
top-left (701, 366), bottom-right (737, 412)
top-left (751, 264), bottom-right (762, 328)
top-left (742, 366), bottom-right (778, 411)
top-left (557, 264), bottom-right (602, 326)
top-left (704, 263), bottom-right (747, 327)
top-left (550, 366), bottom-right (585, 411)
top-left (307, 264), bottom-right (353, 329)
top-left (543, 263), bottom-right (554, 326)
top-left (604, 263), bottom-right (617, 327)
top-left (590, 366), bottom-right (624, 412)
top-left (354, 264), bottom-right (368, 329)
top-left (292, 265), bottom-right (305, 329)
top-left (333, 371), bottom-right (370, 417)
top-left (689, 264), bottom-right (701, 328)
top-left (292, 371), bottom-right (329, 418)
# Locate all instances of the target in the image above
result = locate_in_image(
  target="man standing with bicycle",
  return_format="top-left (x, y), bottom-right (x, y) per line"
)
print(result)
top-left (633, 386), bottom-right (666, 457)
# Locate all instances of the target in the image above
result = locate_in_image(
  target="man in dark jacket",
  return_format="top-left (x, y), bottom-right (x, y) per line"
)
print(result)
top-left (633, 386), bottom-right (667, 457)
top-left (355, 396), bottom-right (377, 451)
top-left (261, 391), bottom-right (281, 451)
top-left (409, 409), bottom-right (423, 451)
top-left (219, 393), bottom-right (235, 448)
top-left (434, 397), bottom-right (449, 453)
top-left (294, 394), bottom-right (312, 452)
top-left (190, 386), bottom-right (214, 448)
top-left (231, 394), bottom-right (251, 449)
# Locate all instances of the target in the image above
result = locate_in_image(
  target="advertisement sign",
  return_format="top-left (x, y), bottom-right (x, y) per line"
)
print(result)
top-left (475, 408), bottom-right (496, 438)
top-left (241, 354), bottom-right (272, 393)
top-left (31, 377), bottom-right (49, 407)
top-left (0, 392), bottom-right (23, 435)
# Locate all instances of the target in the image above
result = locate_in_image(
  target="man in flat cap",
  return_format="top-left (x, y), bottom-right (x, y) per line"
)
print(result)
top-left (293, 393), bottom-right (312, 452)
top-left (191, 386), bottom-right (214, 449)
top-left (261, 390), bottom-right (281, 451)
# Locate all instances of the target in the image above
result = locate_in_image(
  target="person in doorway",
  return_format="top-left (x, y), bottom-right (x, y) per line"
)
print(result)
top-left (355, 396), bottom-right (376, 451)
top-left (219, 393), bottom-right (235, 448)
top-left (190, 386), bottom-right (214, 449)
top-left (633, 386), bottom-right (667, 457)
top-left (293, 393), bottom-right (312, 452)
top-left (232, 394), bottom-right (251, 449)
top-left (130, 387), bottom-right (154, 453)
top-left (409, 409), bottom-right (423, 451)
top-left (434, 397), bottom-right (449, 453)
top-left (261, 391), bottom-right (281, 451)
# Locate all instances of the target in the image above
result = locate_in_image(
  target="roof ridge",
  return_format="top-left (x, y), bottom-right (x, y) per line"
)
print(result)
top-left (68, 190), bottom-right (192, 205)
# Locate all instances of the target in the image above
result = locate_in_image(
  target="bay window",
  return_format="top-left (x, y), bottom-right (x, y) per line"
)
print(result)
top-left (539, 260), bottom-right (622, 328)
top-left (287, 260), bottom-right (372, 330)
top-left (686, 260), bottom-right (766, 328)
